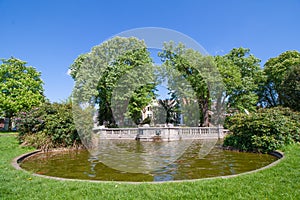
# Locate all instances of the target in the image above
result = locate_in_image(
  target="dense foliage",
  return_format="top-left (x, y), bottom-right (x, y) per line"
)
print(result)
top-left (278, 64), bottom-right (300, 111)
top-left (15, 102), bottom-right (81, 150)
top-left (0, 58), bottom-right (45, 130)
top-left (158, 42), bottom-right (222, 126)
top-left (70, 37), bottom-right (156, 127)
top-left (158, 44), bottom-right (262, 126)
top-left (215, 48), bottom-right (262, 113)
top-left (224, 107), bottom-right (300, 153)
top-left (260, 50), bottom-right (300, 109)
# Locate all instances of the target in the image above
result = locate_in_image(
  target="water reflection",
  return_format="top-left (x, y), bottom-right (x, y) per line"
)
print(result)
top-left (20, 140), bottom-right (278, 182)
top-left (88, 139), bottom-right (218, 174)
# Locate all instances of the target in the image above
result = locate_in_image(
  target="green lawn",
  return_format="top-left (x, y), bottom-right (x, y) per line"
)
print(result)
top-left (0, 135), bottom-right (299, 200)
top-left (0, 132), bottom-right (18, 136)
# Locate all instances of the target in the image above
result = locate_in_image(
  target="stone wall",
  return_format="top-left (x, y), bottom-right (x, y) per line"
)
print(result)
top-left (93, 127), bottom-right (228, 141)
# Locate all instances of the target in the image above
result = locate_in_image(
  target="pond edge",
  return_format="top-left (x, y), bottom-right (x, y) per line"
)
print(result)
top-left (12, 149), bottom-right (284, 184)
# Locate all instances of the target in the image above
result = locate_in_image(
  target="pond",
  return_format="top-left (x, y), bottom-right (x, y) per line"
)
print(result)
top-left (20, 139), bottom-right (278, 182)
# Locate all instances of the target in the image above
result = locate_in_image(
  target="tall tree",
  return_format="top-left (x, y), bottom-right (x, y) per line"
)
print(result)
top-left (70, 37), bottom-right (156, 127)
top-left (260, 50), bottom-right (300, 107)
top-left (0, 58), bottom-right (44, 130)
top-left (214, 48), bottom-right (262, 113)
top-left (158, 42), bottom-right (222, 127)
top-left (279, 64), bottom-right (300, 111)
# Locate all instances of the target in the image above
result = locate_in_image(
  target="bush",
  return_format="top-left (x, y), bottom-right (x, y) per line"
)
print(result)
top-left (224, 107), bottom-right (300, 153)
top-left (21, 132), bottom-right (53, 151)
top-left (15, 102), bottom-right (81, 150)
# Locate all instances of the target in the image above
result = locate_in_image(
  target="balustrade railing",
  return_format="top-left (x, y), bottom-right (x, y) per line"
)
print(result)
top-left (93, 126), bottom-right (229, 141)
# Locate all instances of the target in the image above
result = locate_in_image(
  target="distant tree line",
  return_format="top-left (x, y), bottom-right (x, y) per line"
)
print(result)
top-left (70, 36), bottom-right (300, 128)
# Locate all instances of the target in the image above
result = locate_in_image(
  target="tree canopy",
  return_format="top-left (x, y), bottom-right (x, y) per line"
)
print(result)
top-left (158, 42), bottom-right (225, 126)
top-left (260, 50), bottom-right (300, 109)
top-left (279, 64), bottom-right (300, 111)
top-left (0, 58), bottom-right (44, 129)
top-left (70, 37), bottom-right (156, 127)
top-left (215, 48), bottom-right (262, 113)
top-left (70, 36), bottom-right (298, 129)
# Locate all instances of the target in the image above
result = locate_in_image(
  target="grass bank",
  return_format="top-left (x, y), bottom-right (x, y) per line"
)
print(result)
top-left (0, 135), bottom-right (299, 200)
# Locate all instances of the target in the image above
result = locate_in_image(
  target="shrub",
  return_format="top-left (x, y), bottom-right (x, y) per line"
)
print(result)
top-left (15, 102), bottom-right (81, 150)
top-left (224, 107), bottom-right (300, 153)
top-left (21, 132), bottom-right (53, 151)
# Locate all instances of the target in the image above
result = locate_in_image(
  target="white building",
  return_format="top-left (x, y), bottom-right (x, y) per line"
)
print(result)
top-left (141, 99), bottom-right (159, 121)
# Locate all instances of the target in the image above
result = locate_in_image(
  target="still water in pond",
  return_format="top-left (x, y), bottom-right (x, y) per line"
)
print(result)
top-left (20, 140), bottom-right (278, 182)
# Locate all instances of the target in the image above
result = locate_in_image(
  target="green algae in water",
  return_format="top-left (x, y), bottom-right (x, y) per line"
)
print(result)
top-left (20, 140), bottom-right (278, 182)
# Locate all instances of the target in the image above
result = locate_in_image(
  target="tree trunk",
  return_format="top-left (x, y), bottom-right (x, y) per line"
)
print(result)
top-left (201, 100), bottom-right (210, 127)
top-left (7, 118), bottom-right (12, 132)
top-left (198, 91), bottom-right (210, 127)
top-left (7, 113), bottom-right (13, 131)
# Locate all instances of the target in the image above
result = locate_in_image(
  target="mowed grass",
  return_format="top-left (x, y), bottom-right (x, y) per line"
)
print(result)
top-left (0, 135), bottom-right (299, 200)
top-left (0, 131), bottom-right (18, 136)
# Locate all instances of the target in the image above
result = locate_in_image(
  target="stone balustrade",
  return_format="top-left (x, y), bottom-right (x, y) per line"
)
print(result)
top-left (92, 126), bottom-right (229, 141)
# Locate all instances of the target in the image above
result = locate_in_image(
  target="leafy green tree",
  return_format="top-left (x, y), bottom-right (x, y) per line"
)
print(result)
top-left (159, 42), bottom-right (223, 126)
top-left (260, 50), bottom-right (300, 108)
top-left (279, 64), bottom-right (300, 111)
top-left (0, 58), bottom-right (45, 130)
top-left (213, 55), bottom-right (241, 115)
top-left (104, 47), bottom-right (156, 127)
top-left (216, 48), bottom-right (262, 113)
top-left (127, 83), bottom-right (156, 125)
top-left (70, 37), bottom-right (156, 127)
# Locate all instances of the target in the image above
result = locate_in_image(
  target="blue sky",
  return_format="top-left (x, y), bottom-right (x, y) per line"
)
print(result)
top-left (1, 0), bottom-right (300, 102)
